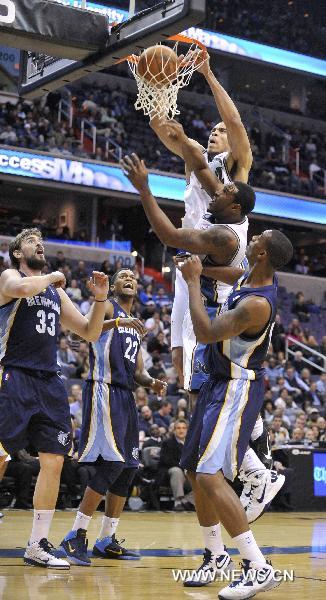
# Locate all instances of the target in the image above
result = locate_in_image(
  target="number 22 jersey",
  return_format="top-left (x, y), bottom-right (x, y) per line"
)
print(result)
top-left (0, 274), bottom-right (61, 373)
top-left (88, 299), bottom-right (141, 389)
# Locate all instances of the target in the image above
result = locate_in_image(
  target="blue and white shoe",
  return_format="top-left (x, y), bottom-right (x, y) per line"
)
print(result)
top-left (59, 529), bottom-right (91, 566)
top-left (184, 547), bottom-right (235, 587)
top-left (24, 538), bottom-right (70, 569)
top-left (245, 470), bottom-right (285, 523)
top-left (92, 534), bottom-right (140, 560)
top-left (218, 559), bottom-right (280, 599)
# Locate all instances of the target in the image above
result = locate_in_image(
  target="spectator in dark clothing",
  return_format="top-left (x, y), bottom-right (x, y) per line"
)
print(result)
top-left (138, 406), bottom-right (154, 437)
top-left (51, 250), bottom-right (67, 270)
top-left (142, 424), bottom-right (163, 450)
top-left (148, 356), bottom-right (166, 379)
top-left (158, 419), bottom-right (194, 511)
top-left (153, 400), bottom-right (172, 429)
top-left (147, 332), bottom-right (170, 355)
top-left (292, 292), bottom-right (310, 322)
top-left (271, 314), bottom-right (285, 352)
top-left (6, 450), bottom-right (40, 508)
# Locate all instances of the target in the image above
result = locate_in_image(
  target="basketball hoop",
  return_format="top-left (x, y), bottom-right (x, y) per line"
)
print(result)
top-left (118, 35), bottom-right (208, 121)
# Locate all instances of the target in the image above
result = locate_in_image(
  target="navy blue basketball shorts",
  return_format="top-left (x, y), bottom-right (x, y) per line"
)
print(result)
top-left (183, 305), bottom-right (220, 392)
top-left (180, 376), bottom-right (265, 481)
top-left (0, 366), bottom-right (72, 457)
top-left (78, 381), bottom-right (139, 468)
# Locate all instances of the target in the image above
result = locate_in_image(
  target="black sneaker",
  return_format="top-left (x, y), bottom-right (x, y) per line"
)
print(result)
top-left (59, 528), bottom-right (91, 566)
top-left (184, 547), bottom-right (235, 587)
top-left (92, 534), bottom-right (140, 560)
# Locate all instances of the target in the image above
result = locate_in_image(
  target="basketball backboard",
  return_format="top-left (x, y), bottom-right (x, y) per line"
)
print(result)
top-left (18, 0), bottom-right (206, 98)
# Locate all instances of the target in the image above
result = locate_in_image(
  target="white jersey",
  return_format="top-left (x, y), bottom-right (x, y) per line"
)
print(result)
top-left (194, 213), bottom-right (249, 305)
top-left (182, 151), bottom-right (232, 228)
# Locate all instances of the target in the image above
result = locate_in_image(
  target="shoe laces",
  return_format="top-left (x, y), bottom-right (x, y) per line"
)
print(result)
top-left (229, 560), bottom-right (251, 588)
top-left (39, 539), bottom-right (56, 555)
top-left (198, 548), bottom-right (214, 571)
top-left (75, 529), bottom-right (88, 552)
top-left (110, 534), bottom-right (126, 551)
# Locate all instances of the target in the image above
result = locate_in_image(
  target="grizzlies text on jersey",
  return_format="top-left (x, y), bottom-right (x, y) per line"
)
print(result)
top-left (0, 274), bottom-right (61, 372)
top-left (88, 299), bottom-right (141, 388)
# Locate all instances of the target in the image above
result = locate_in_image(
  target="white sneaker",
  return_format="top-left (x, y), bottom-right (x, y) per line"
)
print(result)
top-left (24, 539), bottom-right (70, 569)
top-left (239, 470), bottom-right (252, 510)
top-left (245, 470), bottom-right (285, 524)
top-left (184, 547), bottom-right (235, 587)
top-left (218, 559), bottom-right (281, 599)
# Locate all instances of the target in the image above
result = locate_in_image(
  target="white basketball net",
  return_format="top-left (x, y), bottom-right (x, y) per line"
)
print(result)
top-left (128, 38), bottom-right (207, 121)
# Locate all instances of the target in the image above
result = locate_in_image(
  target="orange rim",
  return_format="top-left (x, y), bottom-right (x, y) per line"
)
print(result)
top-left (114, 34), bottom-right (207, 65)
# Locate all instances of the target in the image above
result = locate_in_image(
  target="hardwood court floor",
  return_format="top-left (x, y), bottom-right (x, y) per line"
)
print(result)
top-left (0, 510), bottom-right (325, 600)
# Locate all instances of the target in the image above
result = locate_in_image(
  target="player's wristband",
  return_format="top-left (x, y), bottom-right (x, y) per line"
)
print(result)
top-left (115, 317), bottom-right (120, 328)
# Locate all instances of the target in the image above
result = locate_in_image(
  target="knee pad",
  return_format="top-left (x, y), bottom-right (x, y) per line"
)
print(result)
top-left (110, 467), bottom-right (138, 497)
top-left (88, 461), bottom-right (125, 496)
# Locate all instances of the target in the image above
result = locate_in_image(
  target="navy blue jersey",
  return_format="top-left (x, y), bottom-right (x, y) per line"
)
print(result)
top-left (88, 299), bottom-right (141, 388)
top-left (0, 275), bottom-right (61, 373)
top-left (204, 274), bottom-right (278, 380)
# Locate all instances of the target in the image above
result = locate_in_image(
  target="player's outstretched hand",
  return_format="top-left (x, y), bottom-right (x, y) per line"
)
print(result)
top-left (179, 255), bottom-right (203, 282)
top-left (49, 271), bottom-right (66, 289)
top-left (119, 317), bottom-right (147, 338)
top-left (150, 379), bottom-right (167, 395)
top-left (120, 154), bottom-right (149, 192)
top-left (164, 119), bottom-right (187, 142)
top-left (88, 271), bottom-right (109, 301)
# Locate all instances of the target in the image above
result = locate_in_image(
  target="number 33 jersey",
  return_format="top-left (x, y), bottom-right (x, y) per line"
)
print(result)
top-left (88, 299), bottom-right (141, 389)
top-left (0, 277), bottom-right (61, 373)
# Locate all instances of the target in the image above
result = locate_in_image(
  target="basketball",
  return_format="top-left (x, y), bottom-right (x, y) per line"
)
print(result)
top-left (136, 45), bottom-right (178, 88)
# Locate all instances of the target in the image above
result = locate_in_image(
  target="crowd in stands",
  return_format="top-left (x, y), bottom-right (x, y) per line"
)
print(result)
top-left (1, 70), bottom-right (326, 199)
top-left (205, 0), bottom-right (326, 60)
top-left (0, 247), bottom-right (325, 512)
top-left (112, 0), bottom-right (326, 60)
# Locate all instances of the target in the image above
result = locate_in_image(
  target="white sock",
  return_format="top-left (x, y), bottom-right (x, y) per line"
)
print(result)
top-left (241, 448), bottom-right (266, 474)
top-left (233, 530), bottom-right (266, 564)
top-left (201, 524), bottom-right (224, 556)
top-left (72, 511), bottom-right (92, 532)
top-left (251, 415), bottom-right (264, 441)
top-left (99, 516), bottom-right (120, 540)
top-left (29, 509), bottom-right (55, 544)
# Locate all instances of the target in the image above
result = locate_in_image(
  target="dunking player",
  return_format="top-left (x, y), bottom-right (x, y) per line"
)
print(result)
top-left (0, 228), bottom-right (109, 568)
top-left (178, 231), bottom-right (293, 599)
top-left (150, 52), bottom-right (252, 385)
top-left (60, 268), bottom-right (166, 566)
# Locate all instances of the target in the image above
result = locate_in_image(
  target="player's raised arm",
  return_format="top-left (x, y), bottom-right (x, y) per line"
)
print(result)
top-left (150, 114), bottom-right (204, 160)
top-left (164, 120), bottom-right (228, 198)
top-left (198, 54), bottom-right (252, 181)
top-left (0, 268), bottom-right (66, 301)
top-left (121, 153), bottom-right (237, 259)
top-left (180, 256), bottom-right (271, 343)
top-left (59, 271), bottom-right (109, 342)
